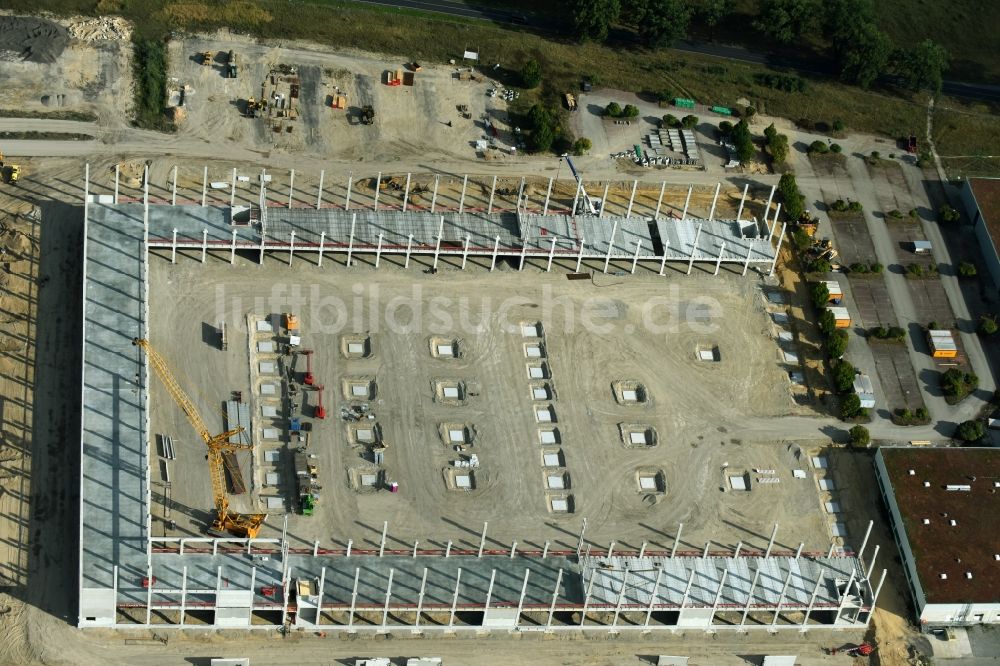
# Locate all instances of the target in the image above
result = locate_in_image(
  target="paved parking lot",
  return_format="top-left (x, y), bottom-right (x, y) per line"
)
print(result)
top-left (872, 342), bottom-right (925, 412)
top-left (830, 213), bottom-right (879, 266)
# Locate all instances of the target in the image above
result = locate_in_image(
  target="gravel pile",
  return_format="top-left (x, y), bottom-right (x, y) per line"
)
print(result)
top-left (0, 16), bottom-right (70, 64)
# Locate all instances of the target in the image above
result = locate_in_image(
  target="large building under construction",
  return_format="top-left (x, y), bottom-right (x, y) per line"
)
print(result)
top-left (78, 166), bottom-right (884, 631)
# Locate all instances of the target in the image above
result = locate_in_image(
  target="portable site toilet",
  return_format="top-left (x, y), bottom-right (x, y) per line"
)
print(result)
top-left (828, 306), bottom-right (851, 328)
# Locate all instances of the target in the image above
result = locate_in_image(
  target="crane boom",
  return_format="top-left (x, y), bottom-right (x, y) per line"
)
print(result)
top-left (562, 155), bottom-right (598, 215)
top-left (133, 338), bottom-right (265, 537)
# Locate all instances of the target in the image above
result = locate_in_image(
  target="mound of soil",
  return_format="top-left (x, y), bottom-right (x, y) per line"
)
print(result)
top-left (0, 17), bottom-right (70, 64)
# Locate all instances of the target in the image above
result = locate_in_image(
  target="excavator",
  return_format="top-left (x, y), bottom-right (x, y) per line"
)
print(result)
top-left (0, 151), bottom-right (20, 185)
top-left (133, 338), bottom-right (266, 538)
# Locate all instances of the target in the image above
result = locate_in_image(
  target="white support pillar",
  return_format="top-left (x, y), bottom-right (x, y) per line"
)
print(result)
top-left (658, 240), bottom-right (670, 276)
top-left (827, 543), bottom-right (836, 559)
top-left (577, 518), bottom-right (588, 557)
top-left (763, 184), bottom-right (776, 226)
top-left (686, 224), bottom-right (703, 275)
top-left (575, 237), bottom-right (586, 273)
top-left (740, 567), bottom-right (761, 629)
top-left (316, 169), bottom-right (325, 210)
top-left (487, 175), bottom-right (497, 214)
top-left (770, 204), bottom-right (782, 240)
top-left (681, 185), bottom-right (693, 221)
top-left (515, 569), bottom-right (530, 627)
top-left (543, 541), bottom-right (550, 558)
top-left (868, 570), bottom-right (887, 624)
top-left (179, 565), bottom-right (187, 626)
top-left (448, 568), bottom-right (462, 628)
top-left (459, 174), bottom-right (468, 213)
top-left (346, 213), bottom-right (357, 267)
top-left (345, 171), bottom-right (353, 211)
top-left (347, 539), bottom-right (353, 557)
top-left (509, 541), bottom-right (517, 558)
top-left (671, 523), bottom-right (683, 558)
top-left (288, 230), bottom-right (295, 266)
top-left (580, 572), bottom-right (595, 626)
top-left (462, 234), bottom-right (471, 270)
top-left (703, 541), bottom-right (711, 559)
top-left (639, 542), bottom-right (647, 558)
top-left (230, 229), bottom-right (237, 265)
top-left (201, 166), bottom-right (208, 207)
top-left (858, 520), bottom-right (874, 562)
top-left (603, 220), bottom-right (619, 274)
top-left (608, 541), bottom-right (615, 559)
top-left (490, 235), bottom-right (500, 272)
top-left (795, 543), bottom-right (804, 560)
top-left (478, 521), bottom-right (488, 558)
top-left (379, 520), bottom-right (388, 557)
top-left (373, 172), bottom-right (381, 212)
top-left (518, 236), bottom-right (528, 271)
top-left (445, 541), bottom-right (451, 557)
top-left (348, 567), bottom-right (360, 629)
top-left (654, 181), bottom-right (666, 221)
top-left (433, 216), bottom-right (444, 270)
top-left (643, 567), bottom-right (663, 628)
top-left (736, 183), bottom-right (749, 222)
top-left (571, 179), bottom-right (581, 216)
top-left (678, 569), bottom-right (696, 617)
top-left (866, 545), bottom-right (881, 581)
top-left (709, 569), bottom-right (729, 628)
top-left (547, 238), bottom-right (557, 272)
top-left (318, 231), bottom-right (326, 267)
top-left (625, 179), bottom-right (637, 219)
top-left (771, 567), bottom-right (794, 626)
top-left (631, 239), bottom-right (642, 274)
top-left (542, 177), bottom-right (553, 215)
top-left (836, 569), bottom-right (857, 621)
top-left (316, 566), bottom-right (326, 625)
top-left (171, 165), bottom-right (178, 206)
top-left (201, 229), bottom-right (208, 264)
top-left (766, 523), bottom-right (779, 557)
top-left (143, 165), bottom-right (149, 228)
top-left (769, 222), bottom-right (787, 276)
top-left (430, 175), bottom-right (439, 213)
top-left (415, 567), bottom-right (427, 628)
top-left (714, 240), bottom-right (726, 276)
top-left (145, 564), bottom-right (153, 625)
top-left (708, 182), bottom-right (721, 221)
top-left (288, 169), bottom-right (294, 209)
top-left (380, 568), bottom-right (394, 630)
top-left (733, 542), bottom-right (743, 559)
top-left (517, 176), bottom-right (526, 212)
top-left (405, 234), bottom-right (414, 269)
top-left (402, 172), bottom-right (412, 212)
top-left (600, 182), bottom-right (609, 217)
top-left (742, 242), bottom-right (754, 276)
top-left (482, 569), bottom-right (496, 625)
top-left (545, 568), bottom-right (563, 630)
top-left (114, 163), bottom-right (120, 204)
top-left (375, 233), bottom-right (384, 268)
top-left (611, 566), bottom-right (629, 629)
top-left (802, 567), bottom-right (825, 629)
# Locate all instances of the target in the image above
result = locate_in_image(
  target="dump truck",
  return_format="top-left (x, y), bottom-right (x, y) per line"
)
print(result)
top-left (201, 51), bottom-right (213, 66)
top-left (226, 50), bottom-right (237, 78)
top-left (564, 93), bottom-right (577, 112)
top-left (295, 450), bottom-right (319, 516)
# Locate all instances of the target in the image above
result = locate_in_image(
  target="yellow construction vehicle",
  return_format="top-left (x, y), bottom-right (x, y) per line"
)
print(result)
top-left (0, 151), bottom-right (20, 185)
top-left (133, 338), bottom-right (266, 538)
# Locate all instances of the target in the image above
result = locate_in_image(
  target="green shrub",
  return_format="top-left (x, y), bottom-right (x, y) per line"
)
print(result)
top-left (831, 359), bottom-right (857, 393)
top-left (915, 407), bottom-right (929, 421)
top-left (681, 114), bottom-right (699, 128)
top-left (520, 58), bottom-right (542, 88)
top-left (870, 262), bottom-right (883, 273)
top-left (791, 228), bottom-right (812, 252)
top-left (908, 208), bottom-right (919, 219)
top-left (979, 316), bottom-right (998, 335)
top-left (848, 201), bottom-right (863, 212)
top-left (819, 309), bottom-right (837, 337)
top-left (849, 425), bottom-right (870, 447)
top-left (870, 150), bottom-right (881, 160)
top-left (132, 38), bottom-right (172, 131)
top-left (826, 329), bottom-right (849, 358)
top-left (887, 209), bottom-right (904, 219)
top-left (840, 393), bottom-right (863, 420)
top-left (662, 114), bottom-right (679, 127)
top-left (829, 143), bottom-right (842, 153)
top-left (906, 263), bottom-right (924, 277)
top-left (938, 204), bottom-right (961, 224)
top-left (958, 262), bottom-right (977, 278)
top-left (809, 140), bottom-right (829, 154)
top-left (941, 368), bottom-right (979, 402)
top-left (719, 120), bottom-right (733, 134)
top-left (572, 137), bottom-right (592, 155)
top-left (832, 119), bottom-right (845, 132)
top-left (811, 282), bottom-right (831, 309)
top-left (605, 102), bottom-right (622, 117)
top-left (830, 199), bottom-right (848, 212)
top-left (956, 419), bottom-right (985, 442)
top-left (622, 104), bottom-right (640, 118)
top-left (849, 262), bottom-right (868, 274)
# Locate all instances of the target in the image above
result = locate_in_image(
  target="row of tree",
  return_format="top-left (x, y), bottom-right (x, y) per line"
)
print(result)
top-left (569, 0), bottom-right (948, 92)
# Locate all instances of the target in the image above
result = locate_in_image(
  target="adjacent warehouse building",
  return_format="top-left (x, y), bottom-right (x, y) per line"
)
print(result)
top-left (961, 177), bottom-right (1000, 291)
top-left (875, 447), bottom-right (1000, 627)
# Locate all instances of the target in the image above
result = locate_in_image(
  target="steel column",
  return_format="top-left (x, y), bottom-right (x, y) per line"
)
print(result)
top-left (201, 166), bottom-right (208, 207)
top-left (430, 175), bottom-right (439, 213)
top-left (258, 230), bottom-right (265, 265)
top-left (379, 520), bottom-right (388, 557)
top-left (766, 523), bottom-right (779, 557)
top-left (671, 523), bottom-right (683, 558)
top-left (171, 165), bottom-right (177, 205)
top-left (515, 568), bottom-right (530, 627)
top-left (179, 565), bottom-right (187, 625)
top-left (201, 229), bottom-right (208, 264)
top-left (631, 239), bottom-right (642, 274)
top-left (230, 167), bottom-right (237, 208)
top-left (345, 171), bottom-right (353, 210)
top-left (230, 229), bottom-right (237, 264)
top-left (603, 220), bottom-right (619, 274)
top-left (458, 174), bottom-right (467, 213)
top-left (433, 216), bottom-right (444, 270)
top-left (571, 179), bottom-right (581, 216)
top-left (600, 182), bottom-right (609, 217)
top-left (686, 225), bottom-right (702, 275)
top-left (375, 233), bottom-right (384, 268)
top-left (448, 568), bottom-right (462, 628)
top-left (405, 234), bottom-right (414, 268)
top-left (742, 242), bottom-right (754, 276)
top-left (373, 172), bottom-right (381, 212)
top-left (736, 183), bottom-right (749, 222)
top-left (316, 566), bottom-right (326, 625)
top-left (415, 567), bottom-right (427, 627)
top-left (654, 181), bottom-right (666, 220)
top-left (542, 176), bottom-right (553, 215)
top-left (547, 238), bottom-right (557, 272)
top-left (288, 169), bottom-right (294, 209)
top-left (402, 172), bottom-right (411, 212)
top-left (462, 234), bottom-right (471, 270)
top-left (482, 569), bottom-right (496, 625)
top-left (490, 235), bottom-right (500, 271)
top-left (771, 567), bottom-right (794, 626)
top-left (346, 213), bottom-right (357, 267)
top-left (288, 231), bottom-right (295, 266)
top-left (739, 568), bottom-right (761, 629)
top-left (478, 521), bottom-right (488, 558)
top-left (709, 569), bottom-right (729, 627)
top-left (611, 566), bottom-right (629, 629)
top-left (487, 175), bottom-right (496, 214)
top-left (625, 179), bottom-right (637, 218)
top-left (316, 169), bottom-right (325, 209)
top-left (802, 567), bottom-right (825, 629)
top-left (114, 163), bottom-right (120, 204)
top-left (708, 182), bottom-right (720, 221)
top-left (714, 241), bottom-right (726, 276)
top-left (318, 231), bottom-right (326, 267)
top-left (576, 237), bottom-right (586, 273)
top-left (380, 569), bottom-right (394, 630)
top-left (348, 567), bottom-right (360, 628)
top-left (643, 567), bottom-right (663, 627)
top-left (769, 222), bottom-right (787, 276)
top-left (545, 568), bottom-right (563, 630)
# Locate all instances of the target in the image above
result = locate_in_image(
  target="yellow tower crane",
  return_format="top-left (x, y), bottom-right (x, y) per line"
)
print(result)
top-left (133, 338), bottom-right (266, 538)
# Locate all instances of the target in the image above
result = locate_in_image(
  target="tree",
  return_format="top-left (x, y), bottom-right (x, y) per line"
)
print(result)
top-left (662, 113), bottom-right (679, 127)
top-left (698, 0), bottom-right (732, 30)
top-left (840, 393), bottom-right (862, 419)
top-left (573, 137), bottom-right (592, 155)
top-left (768, 132), bottom-right (789, 163)
top-left (849, 424), bottom-right (870, 447)
top-left (956, 419), bottom-right (985, 443)
top-left (520, 59), bottom-right (542, 89)
top-left (527, 104), bottom-right (558, 152)
top-left (731, 119), bottom-right (755, 163)
top-left (630, 0), bottom-right (692, 47)
top-left (979, 316), bottom-right (998, 336)
top-left (605, 102), bottom-right (622, 117)
top-left (753, 0), bottom-right (819, 45)
top-left (818, 309), bottom-right (836, 336)
top-left (826, 329), bottom-right (849, 358)
top-left (895, 39), bottom-right (949, 93)
top-left (570, 0), bottom-right (621, 42)
top-left (808, 140), bottom-right (829, 154)
top-left (681, 114), bottom-right (699, 128)
top-left (811, 282), bottom-right (830, 309)
top-left (839, 21), bottom-right (892, 88)
top-left (778, 173), bottom-right (804, 221)
top-left (622, 104), bottom-right (640, 118)
top-left (764, 123), bottom-right (778, 141)
top-left (941, 368), bottom-right (978, 400)
top-left (831, 359), bottom-right (857, 393)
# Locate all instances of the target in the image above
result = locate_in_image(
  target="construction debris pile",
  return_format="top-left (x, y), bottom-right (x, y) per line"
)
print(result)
top-left (0, 16), bottom-right (69, 64)
top-left (67, 16), bottom-right (131, 42)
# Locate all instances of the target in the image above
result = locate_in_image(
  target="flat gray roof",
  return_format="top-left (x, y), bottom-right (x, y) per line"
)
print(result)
top-left (80, 202), bottom-right (149, 592)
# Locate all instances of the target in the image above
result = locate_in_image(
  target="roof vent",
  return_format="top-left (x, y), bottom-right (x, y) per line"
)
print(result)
top-left (908, 469), bottom-right (916, 475)
top-left (924, 481), bottom-right (931, 487)
top-left (966, 572), bottom-right (973, 579)
top-left (946, 485), bottom-right (972, 491)
top-left (995, 554), bottom-right (1000, 561)
top-left (922, 518), bottom-right (931, 525)
top-left (994, 482), bottom-right (1000, 488)
top-left (950, 519), bottom-right (958, 526)
top-left (940, 573), bottom-right (948, 580)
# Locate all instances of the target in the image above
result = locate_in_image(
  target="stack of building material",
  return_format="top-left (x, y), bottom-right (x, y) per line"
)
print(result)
top-left (853, 373), bottom-right (875, 408)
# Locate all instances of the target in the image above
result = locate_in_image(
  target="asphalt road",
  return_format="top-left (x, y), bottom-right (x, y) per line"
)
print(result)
top-left (345, 0), bottom-right (1000, 103)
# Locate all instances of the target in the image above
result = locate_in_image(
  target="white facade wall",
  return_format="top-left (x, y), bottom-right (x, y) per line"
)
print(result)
top-left (920, 602), bottom-right (1000, 626)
